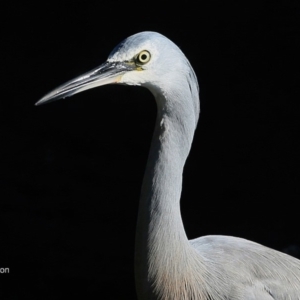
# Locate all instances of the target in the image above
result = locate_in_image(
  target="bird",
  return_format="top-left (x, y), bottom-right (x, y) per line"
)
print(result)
top-left (36, 32), bottom-right (300, 299)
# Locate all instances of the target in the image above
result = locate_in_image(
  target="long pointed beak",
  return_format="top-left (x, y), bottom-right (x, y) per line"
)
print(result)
top-left (35, 61), bottom-right (134, 106)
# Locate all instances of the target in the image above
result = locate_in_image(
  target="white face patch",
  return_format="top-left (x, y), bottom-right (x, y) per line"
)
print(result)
top-left (106, 31), bottom-right (191, 102)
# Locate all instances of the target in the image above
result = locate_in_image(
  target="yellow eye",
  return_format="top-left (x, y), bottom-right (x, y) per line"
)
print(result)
top-left (136, 50), bottom-right (151, 65)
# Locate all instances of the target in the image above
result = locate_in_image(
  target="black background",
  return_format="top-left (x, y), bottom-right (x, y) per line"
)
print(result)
top-left (1, 1), bottom-right (300, 299)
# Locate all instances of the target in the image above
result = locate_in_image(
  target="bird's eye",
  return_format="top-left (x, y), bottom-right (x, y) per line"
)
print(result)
top-left (136, 50), bottom-right (151, 65)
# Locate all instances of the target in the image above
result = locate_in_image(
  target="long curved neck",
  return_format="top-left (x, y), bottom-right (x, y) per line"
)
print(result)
top-left (135, 92), bottom-right (197, 299)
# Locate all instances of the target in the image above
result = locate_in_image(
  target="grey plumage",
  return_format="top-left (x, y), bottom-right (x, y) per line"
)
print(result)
top-left (36, 32), bottom-right (300, 299)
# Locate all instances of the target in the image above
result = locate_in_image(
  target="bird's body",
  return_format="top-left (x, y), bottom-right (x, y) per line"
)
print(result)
top-left (37, 32), bottom-right (300, 299)
top-left (190, 235), bottom-right (300, 299)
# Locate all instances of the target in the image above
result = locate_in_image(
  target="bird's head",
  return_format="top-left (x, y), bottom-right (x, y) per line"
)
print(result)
top-left (36, 31), bottom-right (199, 124)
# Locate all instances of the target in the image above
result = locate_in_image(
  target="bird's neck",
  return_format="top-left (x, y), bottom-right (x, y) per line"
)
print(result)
top-left (135, 94), bottom-right (198, 299)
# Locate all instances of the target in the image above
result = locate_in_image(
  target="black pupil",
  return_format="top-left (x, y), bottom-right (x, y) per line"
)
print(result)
top-left (140, 54), bottom-right (147, 61)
